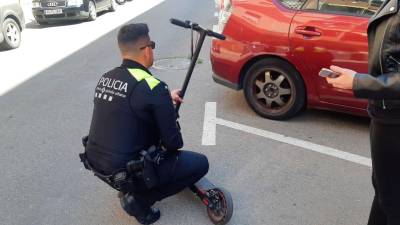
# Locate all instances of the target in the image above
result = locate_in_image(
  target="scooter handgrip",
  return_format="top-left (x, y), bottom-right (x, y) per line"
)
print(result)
top-left (207, 30), bottom-right (226, 40)
top-left (170, 18), bottom-right (191, 29)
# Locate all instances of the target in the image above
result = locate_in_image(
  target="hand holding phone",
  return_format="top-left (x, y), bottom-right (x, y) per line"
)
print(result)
top-left (319, 68), bottom-right (340, 78)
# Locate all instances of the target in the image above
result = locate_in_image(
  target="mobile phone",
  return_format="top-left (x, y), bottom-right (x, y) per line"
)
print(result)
top-left (319, 68), bottom-right (340, 78)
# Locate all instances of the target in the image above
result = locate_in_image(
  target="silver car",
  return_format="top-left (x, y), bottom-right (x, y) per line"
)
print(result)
top-left (0, 1), bottom-right (25, 50)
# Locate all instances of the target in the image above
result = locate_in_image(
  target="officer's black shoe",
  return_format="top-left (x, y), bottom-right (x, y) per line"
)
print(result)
top-left (136, 207), bottom-right (160, 225)
top-left (120, 194), bottom-right (160, 225)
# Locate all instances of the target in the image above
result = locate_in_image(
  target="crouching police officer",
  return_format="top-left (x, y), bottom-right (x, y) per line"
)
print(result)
top-left (81, 23), bottom-right (209, 225)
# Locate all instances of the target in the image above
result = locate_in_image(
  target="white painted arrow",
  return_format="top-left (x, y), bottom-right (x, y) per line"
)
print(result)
top-left (201, 102), bottom-right (372, 167)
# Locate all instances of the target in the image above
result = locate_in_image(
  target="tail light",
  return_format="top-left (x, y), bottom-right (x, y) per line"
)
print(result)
top-left (216, 0), bottom-right (233, 33)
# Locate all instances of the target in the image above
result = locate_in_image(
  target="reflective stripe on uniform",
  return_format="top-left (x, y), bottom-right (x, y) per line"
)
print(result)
top-left (128, 68), bottom-right (160, 90)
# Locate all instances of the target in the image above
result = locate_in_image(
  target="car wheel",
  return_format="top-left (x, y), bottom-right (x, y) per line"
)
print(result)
top-left (243, 58), bottom-right (306, 120)
top-left (109, 0), bottom-right (116, 12)
top-left (115, 0), bottom-right (126, 5)
top-left (0, 18), bottom-right (21, 50)
top-left (37, 20), bottom-right (49, 25)
top-left (88, 1), bottom-right (97, 21)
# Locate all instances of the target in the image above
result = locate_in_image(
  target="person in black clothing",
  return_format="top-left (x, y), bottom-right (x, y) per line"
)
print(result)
top-left (85, 23), bottom-right (209, 225)
top-left (326, 1), bottom-right (400, 224)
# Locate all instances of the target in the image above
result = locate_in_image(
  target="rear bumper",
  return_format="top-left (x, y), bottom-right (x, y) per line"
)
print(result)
top-left (32, 6), bottom-right (89, 22)
top-left (212, 73), bottom-right (240, 90)
top-left (210, 38), bottom-right (248, 90)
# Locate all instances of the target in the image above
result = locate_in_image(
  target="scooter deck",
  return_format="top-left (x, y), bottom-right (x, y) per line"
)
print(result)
top-left (193, 177), bottom-right (216, 191)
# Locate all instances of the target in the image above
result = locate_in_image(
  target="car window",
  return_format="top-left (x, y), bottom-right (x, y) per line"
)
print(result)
top-left (278, 0), bottom-right (307, 10)
top-left (302, 0), bottom-right (385, 17)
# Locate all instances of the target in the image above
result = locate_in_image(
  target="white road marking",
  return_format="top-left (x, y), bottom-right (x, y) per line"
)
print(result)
top-left (202, 102), bottom-right (372, 167)
top-left (202, 102), bottom-right (217, 146)
top-left (0, 0), bottom-right (165, 96)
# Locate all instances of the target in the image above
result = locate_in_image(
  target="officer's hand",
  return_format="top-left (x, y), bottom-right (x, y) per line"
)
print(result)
top-left (170, 89), bottom-right (183, 104)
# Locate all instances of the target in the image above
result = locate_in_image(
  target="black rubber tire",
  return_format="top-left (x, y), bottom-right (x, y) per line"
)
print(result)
top-left (36, 20), bottom-right (49, 25)
top-left (109, 0), bottom-right (116, 12)
top-left (206, 187), bottom-right (233, 225)
top-left (115, 0), bottom-right (126, 5)
top-left (88, 1), bottom-right (97, 21)
top-left (243, 58), bottom-right (306, 120)
top-left (0, 18), bottom-right (21, 50)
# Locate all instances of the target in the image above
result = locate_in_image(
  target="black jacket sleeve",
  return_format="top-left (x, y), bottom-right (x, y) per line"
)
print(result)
top-left (353, 73), bottom-right (400, 99)
top-left (148, 82), bottom-right (183, 151)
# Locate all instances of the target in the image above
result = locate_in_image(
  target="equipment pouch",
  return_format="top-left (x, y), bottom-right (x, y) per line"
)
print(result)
top-left (142, 157), bottom-right (159, 189)
top-left (140, 146), bottom-right (164, 189)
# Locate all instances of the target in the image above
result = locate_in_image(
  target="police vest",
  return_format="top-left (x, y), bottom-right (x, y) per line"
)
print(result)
top-left (87, 67), bottom-right (160, 172)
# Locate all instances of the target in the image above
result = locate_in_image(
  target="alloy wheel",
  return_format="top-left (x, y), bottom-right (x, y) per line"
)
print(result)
top-left (253, 69), bottom-right (293, 111)
top-left (6, 22), bottom-right (20, 46)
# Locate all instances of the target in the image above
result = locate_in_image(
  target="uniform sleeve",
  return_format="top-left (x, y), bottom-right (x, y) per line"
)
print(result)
top-left (148, 82), bottom-right (183, 151)
top-left (353, 73), bottom-right (400, 99)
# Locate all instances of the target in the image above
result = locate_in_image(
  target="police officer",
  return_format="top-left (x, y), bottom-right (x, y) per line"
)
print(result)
top-left (85, 23), bottom-right (209, 225)
top-left (326, 0), bottom-right (400, 223)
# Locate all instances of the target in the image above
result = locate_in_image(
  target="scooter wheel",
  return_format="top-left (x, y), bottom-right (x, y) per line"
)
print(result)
top-left (206, 187), bottom-right (233, 225)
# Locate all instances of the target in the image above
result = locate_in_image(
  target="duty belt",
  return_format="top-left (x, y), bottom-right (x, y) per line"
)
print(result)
top-left (79, 152), bottom-right (129, 191)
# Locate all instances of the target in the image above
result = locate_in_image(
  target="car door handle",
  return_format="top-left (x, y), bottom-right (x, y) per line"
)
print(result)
top-left (295, 26), bottom-right (321, 37)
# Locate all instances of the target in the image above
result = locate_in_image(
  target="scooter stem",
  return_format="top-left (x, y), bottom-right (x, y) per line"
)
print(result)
top-left (175, 29), bottom-right (207, 117)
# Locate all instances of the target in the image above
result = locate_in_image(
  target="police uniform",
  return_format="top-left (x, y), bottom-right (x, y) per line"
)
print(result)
top-left (86, 59), bottom-right (209, 208)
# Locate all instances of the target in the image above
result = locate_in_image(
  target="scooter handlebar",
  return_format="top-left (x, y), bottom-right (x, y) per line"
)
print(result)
top-left (207, 30), bottom-right (226, 40)
top-left (170, 18), bottom-right (226, 40)
top-left (170, 18), bottom-right (191, 29)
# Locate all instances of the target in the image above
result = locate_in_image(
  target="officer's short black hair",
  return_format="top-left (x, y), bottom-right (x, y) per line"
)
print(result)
top-left (118, 23), bottom-right (150, 53)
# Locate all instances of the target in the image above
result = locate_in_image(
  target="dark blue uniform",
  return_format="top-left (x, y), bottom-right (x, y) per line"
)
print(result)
top-left (86, 59), bottom-right (208, 207)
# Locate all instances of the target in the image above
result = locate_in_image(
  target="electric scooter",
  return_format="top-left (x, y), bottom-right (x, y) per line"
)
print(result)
top-left (169, 18), bottom-right (233, 225)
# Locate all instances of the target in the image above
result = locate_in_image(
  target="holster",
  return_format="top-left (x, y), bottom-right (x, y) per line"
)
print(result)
top-left (79, 135), bottom-right (163, 190)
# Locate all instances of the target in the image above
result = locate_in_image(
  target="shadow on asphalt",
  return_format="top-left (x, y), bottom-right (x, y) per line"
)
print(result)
top-left (293, 108), bottom-right (370, 126)
top-left (219, 88), bottom-right (371, 127)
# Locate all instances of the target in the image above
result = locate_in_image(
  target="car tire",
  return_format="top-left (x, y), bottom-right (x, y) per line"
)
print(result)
top-left (0, 18), bottom-right (21, 50)
top-left (243, 58), bottom-right (306, 120)
top-left (88, 1), bottom-right (97, 21)
top-left (109, 0), bottom-right (116, 12)
top-left (115, 0), bottom-right (126, 5)
top-left (37, 20), bottom-right (49, 25)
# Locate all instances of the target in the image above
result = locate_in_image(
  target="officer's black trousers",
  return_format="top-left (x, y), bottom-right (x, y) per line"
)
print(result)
top-left (130, 150), bottom-right (209, 208)
top-left (367, 120), bottom-right (400, 225)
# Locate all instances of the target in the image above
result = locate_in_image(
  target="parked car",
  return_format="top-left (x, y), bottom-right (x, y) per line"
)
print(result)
top-left (0, 0), bottom-right (25, 50)
top-left (32, 0), bottom-right (116, 24)
top-left (211, 0), bottom-right (385, 120)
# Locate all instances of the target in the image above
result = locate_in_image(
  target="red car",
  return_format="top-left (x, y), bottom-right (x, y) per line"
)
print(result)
top-left (211, 0), bottom-right (384, 120)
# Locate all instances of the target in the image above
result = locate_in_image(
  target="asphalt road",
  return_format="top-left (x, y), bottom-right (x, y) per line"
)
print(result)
top-left (0, 0), bottom-right (373, 224)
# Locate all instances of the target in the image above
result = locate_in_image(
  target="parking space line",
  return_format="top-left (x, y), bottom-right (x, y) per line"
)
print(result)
top-left (202, 102), bottom-right (217, 145)
top-left (202, 102), bottom-right (372, 167)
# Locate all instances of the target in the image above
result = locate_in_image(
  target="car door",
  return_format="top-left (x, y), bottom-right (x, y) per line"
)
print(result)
top-left (289, 0), bottom-right (384, 108)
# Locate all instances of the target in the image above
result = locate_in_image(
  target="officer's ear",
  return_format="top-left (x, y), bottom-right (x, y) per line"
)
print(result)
top-left (144, 46), bottom-right (153, 60)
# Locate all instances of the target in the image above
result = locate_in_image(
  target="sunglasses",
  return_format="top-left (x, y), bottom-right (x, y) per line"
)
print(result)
top-left (140, 41), bottom-right (156, 50)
